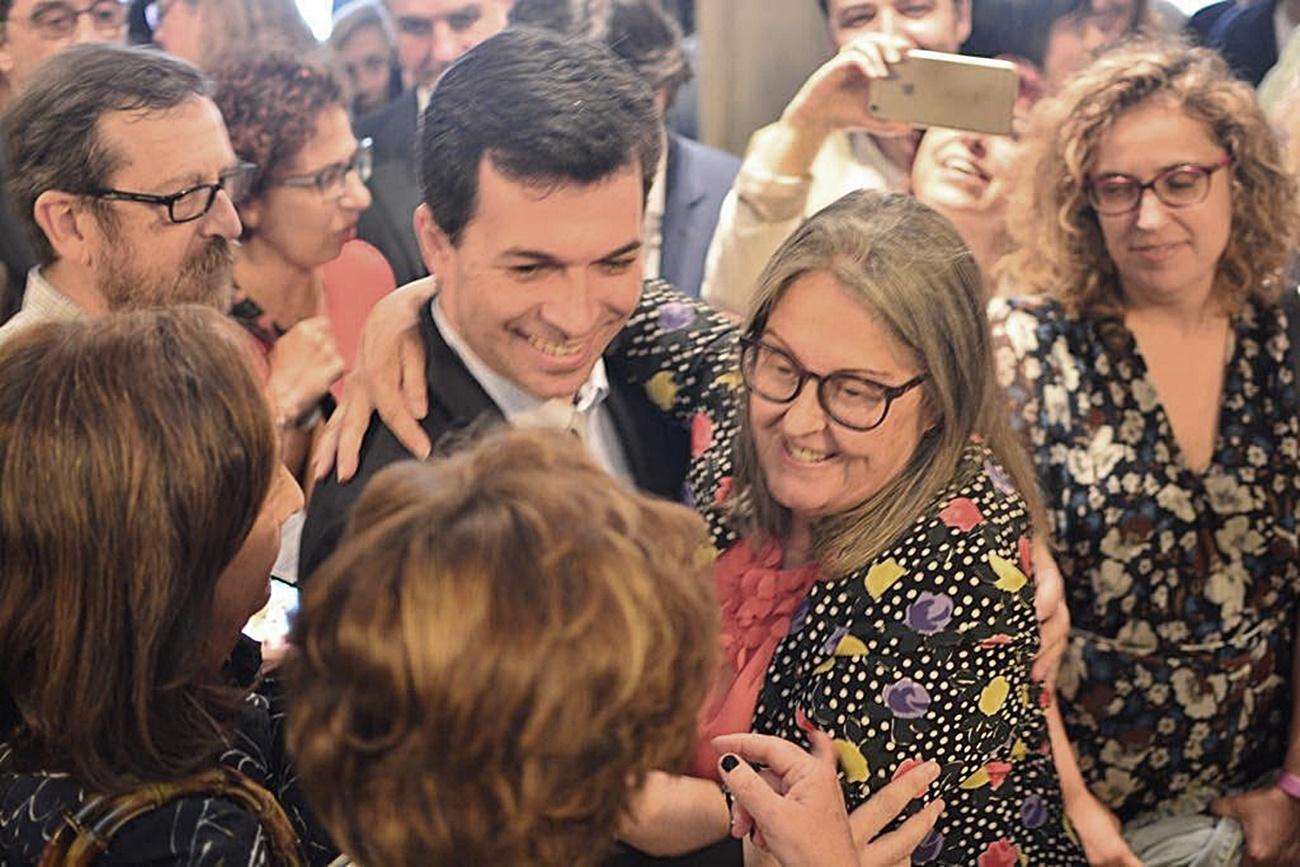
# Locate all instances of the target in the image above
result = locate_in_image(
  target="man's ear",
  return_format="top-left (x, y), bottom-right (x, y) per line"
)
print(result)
top-left (33, 190), bottom-right (97, 267)
top-left (414, 203), bottom-right (453, 278)
top-left (0, 26), bottom-right (14, 79)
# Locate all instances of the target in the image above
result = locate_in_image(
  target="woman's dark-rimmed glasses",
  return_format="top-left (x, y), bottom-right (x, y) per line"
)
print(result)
top-left (739, 335), bottom-right (926, 432)
top-left (273, 139), bottom-right (374, 199)
top-left (1086, 154), bottom-right (1233, 216)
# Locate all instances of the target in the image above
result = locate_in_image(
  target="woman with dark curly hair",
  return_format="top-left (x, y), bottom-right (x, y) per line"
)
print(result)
top-left (212, 51), bottom-right (393, 478)
top-left (0, 308), bottom-right (334, 864)
top-left (992, 40), bottom-right (1300, 866)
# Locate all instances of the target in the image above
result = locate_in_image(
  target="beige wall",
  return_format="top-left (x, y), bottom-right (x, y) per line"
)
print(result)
top-left (697, 0), bottom-right (830, 156)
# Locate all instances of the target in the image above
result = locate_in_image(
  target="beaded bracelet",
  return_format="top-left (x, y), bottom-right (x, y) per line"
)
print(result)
top-left (1277, 771), bottom-right (1300, 801)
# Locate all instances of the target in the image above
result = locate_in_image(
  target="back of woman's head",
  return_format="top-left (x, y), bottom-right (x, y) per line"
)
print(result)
top-left (736, 190), bottom-right (1040, 574)
top-left (1002, 39), bottom-right (1300, 315)
top-left (0, 307), bottom-right (276, 793)
top-left (289, 428), bottom-right (718, 867)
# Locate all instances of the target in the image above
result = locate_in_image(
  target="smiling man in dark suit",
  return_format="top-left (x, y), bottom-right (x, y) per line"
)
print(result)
top-left (303, 29), bottom-right (691, 577)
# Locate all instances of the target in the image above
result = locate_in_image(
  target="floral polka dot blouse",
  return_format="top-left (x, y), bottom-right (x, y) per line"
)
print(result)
top-left (989, 296), bottom-right (1300, 822)
top-left (616, 283), bottom-right (1084, 866)
top-left (750, 445), bottom-right (1085, 866)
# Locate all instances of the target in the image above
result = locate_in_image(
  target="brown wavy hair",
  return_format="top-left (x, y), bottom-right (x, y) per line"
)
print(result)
top-left (288, 429), bottom-right (718, 867)
top-left (999, 39), bottom-right (1300, 316)
top-left (211, 51), bottom-right (344, 204)
top-left (0, 308), bottom-right (276, 793)
top-left (732, 190), bottom-right (1043, 577)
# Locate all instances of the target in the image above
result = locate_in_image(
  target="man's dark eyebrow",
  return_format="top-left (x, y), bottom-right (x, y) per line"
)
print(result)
top-left (498, 248), bottom-right (563, 265)
top-left (497, 240), bottom-right (642, 265)
top-left (596, 240), bottom-right (643, 261)
top-left (123, 172), bottom-right (204, 195)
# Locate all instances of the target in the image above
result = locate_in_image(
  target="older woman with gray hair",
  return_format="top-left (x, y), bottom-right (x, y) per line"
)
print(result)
top-left (609, 190), bottom-right (1098, 864)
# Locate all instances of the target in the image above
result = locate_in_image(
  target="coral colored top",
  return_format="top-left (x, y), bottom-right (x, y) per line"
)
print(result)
top-left (230, 239), bottom-right (396, 404)
top-left (689, 539), bottom-right (821, 780)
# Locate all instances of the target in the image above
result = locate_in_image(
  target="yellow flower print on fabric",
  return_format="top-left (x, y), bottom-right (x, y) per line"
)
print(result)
top-left (834, 635), bottom-right (868, 656)
top-left (989, 553), bottom-right (1028, 592)
top-left (646, 371), bottom-right (678, 411)
top-left (865, 558), bottom-right (906, 599)
top-left (717, 370), bottom-right (744, 391)
top-left (980, 676), bottom-right (1011, 715)
top-left (834, 740), bottom-right (870, 782)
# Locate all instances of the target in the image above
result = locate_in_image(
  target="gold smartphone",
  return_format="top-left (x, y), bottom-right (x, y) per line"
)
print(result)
top-left (868, 49), bottom-right (1019, 137)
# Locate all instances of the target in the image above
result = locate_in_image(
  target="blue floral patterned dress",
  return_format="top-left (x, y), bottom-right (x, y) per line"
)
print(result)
top-left (989, 296), bottom-right (1300, 822)
top-left (618, 283), bottom-right (1085, 865)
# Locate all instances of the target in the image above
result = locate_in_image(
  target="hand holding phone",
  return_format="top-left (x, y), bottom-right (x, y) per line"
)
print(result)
top-left (780, 32), bottom-right (918, 139)
top-left (867, 50), bottom-right (1019, 137)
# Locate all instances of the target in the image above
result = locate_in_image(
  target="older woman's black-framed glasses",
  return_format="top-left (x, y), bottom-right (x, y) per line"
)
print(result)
top-left (88, 162), bottom-right (257, 224)
top-left (1086, 154), bottom-right (1233, 216)
top-left (273, 139), bottom-right (374, 199)
top-left (739, 335), bottom-right (926, 432)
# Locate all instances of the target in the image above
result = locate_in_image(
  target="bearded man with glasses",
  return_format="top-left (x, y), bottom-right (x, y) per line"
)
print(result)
top-left (0, 43), bottom-right (246, 346)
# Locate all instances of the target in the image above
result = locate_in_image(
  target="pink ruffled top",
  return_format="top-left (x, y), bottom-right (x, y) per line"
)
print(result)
top-left (689, 539), bottom-right (822, 780)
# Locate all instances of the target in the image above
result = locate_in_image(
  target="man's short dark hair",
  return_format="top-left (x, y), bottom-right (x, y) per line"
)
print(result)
top-left (6, 44), bottom-right (209, 265)
top-left (419, 26), bottom-right (661, 246)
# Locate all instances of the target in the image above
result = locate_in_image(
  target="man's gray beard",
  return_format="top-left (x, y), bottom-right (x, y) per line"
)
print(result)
top-left (100, 237), bottom-right (235, 312)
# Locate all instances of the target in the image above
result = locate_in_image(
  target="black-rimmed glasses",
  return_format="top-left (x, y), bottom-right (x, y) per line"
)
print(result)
top-left (21, 0), bottom-right (126, 39)
top-left (1086, 154), bottom-right (1233, 216)
top-left (273, 139), bottom-right (373, 198)
top-left (739, 335), bottom-right (926, 432)
top-left (88, 162), bottom-right (256, 224)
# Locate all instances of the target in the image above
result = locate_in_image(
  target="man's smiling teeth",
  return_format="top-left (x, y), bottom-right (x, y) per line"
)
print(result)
top-left (527, 334), bottom-right (582, 357)
top-left (787, 443), bottom-right (830, 464)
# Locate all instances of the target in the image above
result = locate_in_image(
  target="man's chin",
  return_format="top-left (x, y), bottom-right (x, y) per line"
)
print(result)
top-left (518, 368), bottom-right (594, 401)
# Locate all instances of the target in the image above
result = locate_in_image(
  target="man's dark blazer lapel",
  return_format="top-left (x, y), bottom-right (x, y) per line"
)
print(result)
top-left (602, 333), bottom-right (691, 502)
top-left (419, 300), bottom-right (504, 443)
